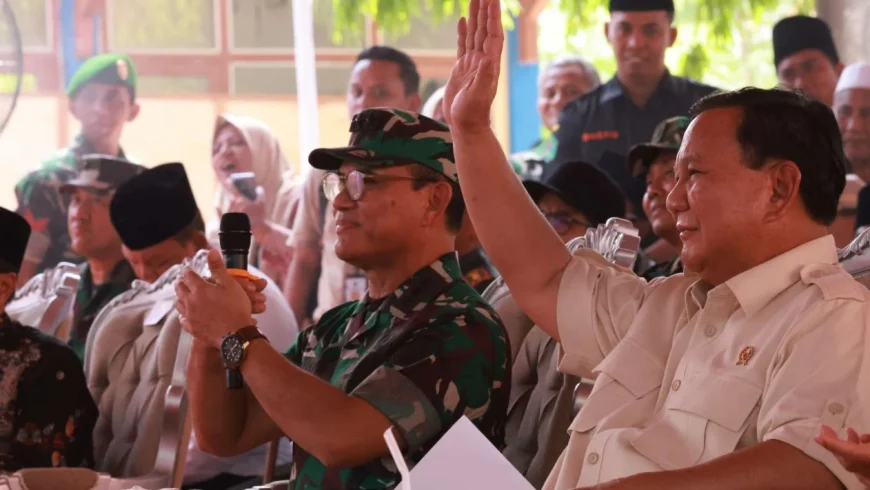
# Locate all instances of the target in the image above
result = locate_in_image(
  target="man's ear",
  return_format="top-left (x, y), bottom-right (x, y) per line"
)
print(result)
top-left (68, 98), bottom-right (81, 122)
top-left (424, 181), bottom-right (453, 227)
top-left (765, 160), bottom-right (802, 222)
top-left (408, 94), bottom-right (422, 113)
top-left (668, 26), bottom-right (678, 48)
top-left (127, 102), bottom-right (141, 123)
top-left (0, 272), bottom-right (17, 310)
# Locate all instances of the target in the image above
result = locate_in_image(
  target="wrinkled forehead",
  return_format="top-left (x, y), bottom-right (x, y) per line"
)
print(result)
top-left (834, 87), bottom-right (870, 108)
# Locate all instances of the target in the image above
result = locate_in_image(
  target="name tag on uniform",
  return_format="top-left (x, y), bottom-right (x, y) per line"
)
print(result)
top-left (581, 130), bottom-right (620, 142)
top-left (344, 277), bottom-right (368, 302)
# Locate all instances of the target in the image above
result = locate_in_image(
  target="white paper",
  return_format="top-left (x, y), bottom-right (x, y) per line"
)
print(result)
top-left (389, 417), bottom-right (533, 490)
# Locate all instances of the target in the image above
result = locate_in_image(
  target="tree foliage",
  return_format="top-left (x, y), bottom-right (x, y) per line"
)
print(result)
top-left (334, 0), bottom-right (817, 88)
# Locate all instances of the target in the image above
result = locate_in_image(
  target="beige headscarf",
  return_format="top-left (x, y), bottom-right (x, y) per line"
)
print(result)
top-left (212, 113), bottom-right (293, 225)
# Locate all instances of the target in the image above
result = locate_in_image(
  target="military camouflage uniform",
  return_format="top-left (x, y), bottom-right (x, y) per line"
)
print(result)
top-left (14, 136), bottom-right (129, 274)
top-left (509, 137), bottom-right (556, 180)
top-left (68, 260), bottom-right (136, 361)
top-left (284, 253), bottom-right (510, 489)
top-left (293, 108), bottom-right (511, 489)
top-left (459, 247), bottom-right (499, 294)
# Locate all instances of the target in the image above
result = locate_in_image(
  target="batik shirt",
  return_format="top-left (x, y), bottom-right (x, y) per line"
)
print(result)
top-left (14, 135), bottom-right (129, 274)
top-left (69, 260), bottom-right (136, 360)
top-left (284, 253), bottom-right (511, 490)
top-left (459, 247), bottom-right (499, 295)
top-left (0, 313), bottom-right (97, 472)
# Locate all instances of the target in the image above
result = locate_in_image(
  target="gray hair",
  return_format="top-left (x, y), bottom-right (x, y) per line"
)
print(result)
top-left (540, 55), bottom-right (601, 90)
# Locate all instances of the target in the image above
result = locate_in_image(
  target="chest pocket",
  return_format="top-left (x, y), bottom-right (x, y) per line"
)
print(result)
top-left (630, 373), bottom-right (762, 470)
top-left (569, 339), bottom-right (664, 433)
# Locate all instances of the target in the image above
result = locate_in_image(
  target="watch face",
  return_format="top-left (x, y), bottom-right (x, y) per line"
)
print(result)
top-left (221, 335), bottom-right (244, 366)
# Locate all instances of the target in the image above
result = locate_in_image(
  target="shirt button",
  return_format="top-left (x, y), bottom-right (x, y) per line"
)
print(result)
top-left (671, 379), bottom-right (681, 391)
top-left (587, 452), bottom-right (600, 465)
top-left (705, 326), bottom-right (717, 337)
top-left (829, 403), bottom-right (845, 415)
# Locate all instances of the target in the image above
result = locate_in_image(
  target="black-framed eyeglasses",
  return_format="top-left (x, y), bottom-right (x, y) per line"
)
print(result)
top-left (543, 211), bottom-right (594, 235)
top-left (322, 169), bottom-right (440, 202)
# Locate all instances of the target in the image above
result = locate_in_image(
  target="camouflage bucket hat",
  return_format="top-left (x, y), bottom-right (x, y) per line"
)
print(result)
top-left (627, 116), bottom-right (690, 177)
top-left (308, 108), bottom-right (457, 182)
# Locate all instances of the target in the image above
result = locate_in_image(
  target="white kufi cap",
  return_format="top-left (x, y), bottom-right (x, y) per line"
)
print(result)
top-left (836, 62), bottom-right (870, 94)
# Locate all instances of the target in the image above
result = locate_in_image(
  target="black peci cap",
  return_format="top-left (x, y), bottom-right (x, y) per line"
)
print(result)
top-left (0, 207), bottom-right (31, 273)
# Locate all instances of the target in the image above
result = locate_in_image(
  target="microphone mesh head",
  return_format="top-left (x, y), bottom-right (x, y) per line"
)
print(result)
top-left (220, 212), bottom-right (251, 233)
top-left (219, 212), bottom-right (252, 251)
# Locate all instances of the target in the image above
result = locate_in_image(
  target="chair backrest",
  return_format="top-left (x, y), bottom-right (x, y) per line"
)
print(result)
top-left (7, 262), bottom-right (80, 339)
top-left (839, 227), bottom-right (870, 288)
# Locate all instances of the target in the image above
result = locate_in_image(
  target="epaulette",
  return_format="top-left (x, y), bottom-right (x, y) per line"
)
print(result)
top-left (800, 264), bottom-right (866, 302)
top-left (12, 262), bottom-right (80, 302)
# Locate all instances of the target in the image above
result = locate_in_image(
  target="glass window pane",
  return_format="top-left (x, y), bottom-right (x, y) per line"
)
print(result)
top-left (315, 64), bottom-right (353, 96)
top-left (1, 0), bottom-right (48, 48)
top-left (231, 64), bottom-right (355, 96)
top-left (381, 14), bottom-right (459, 51)
top-left (233, 64), bottom-right (296, 95)
top-left (231, 0), bottom-right (293, 50)
top-left (109, 0), bottom-right (216, 51)
top-left (138, 75), bottom-right (211, 95)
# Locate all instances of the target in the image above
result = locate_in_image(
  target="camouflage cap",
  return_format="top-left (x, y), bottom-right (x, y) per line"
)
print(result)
top-left (67, 53), bottom-right (138, 100)
top-left (60, 155), bottom-right (145, 195)
top-left (627, 116), bottom-right (690, 177)
top-left (308, 108), bottom-right (456, 182)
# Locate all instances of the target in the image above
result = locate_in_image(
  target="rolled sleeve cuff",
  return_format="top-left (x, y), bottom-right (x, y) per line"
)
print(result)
top-left (764, 413), bottom-right (864, 489)
top-left (351, 365), bottom-right (442, 453)
top-left (556, 252), bottom-right (609, 378)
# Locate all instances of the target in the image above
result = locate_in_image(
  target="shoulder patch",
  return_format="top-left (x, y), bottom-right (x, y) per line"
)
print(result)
top-left (800, 264), bottom-right (866, 302)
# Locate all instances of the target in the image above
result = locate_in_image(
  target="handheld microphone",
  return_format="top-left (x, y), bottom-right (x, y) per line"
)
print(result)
top-left (219, 212), bottom-right (252, 271)
top-left (219, 212), bottom-right (252, 390)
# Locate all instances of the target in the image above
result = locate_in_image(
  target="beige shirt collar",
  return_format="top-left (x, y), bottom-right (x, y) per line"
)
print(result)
top-left (685, 235), bottom-right (839, 318)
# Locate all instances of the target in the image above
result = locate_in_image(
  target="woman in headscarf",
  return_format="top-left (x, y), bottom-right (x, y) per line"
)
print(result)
top-left (209, 114), bottom-right (299, 287)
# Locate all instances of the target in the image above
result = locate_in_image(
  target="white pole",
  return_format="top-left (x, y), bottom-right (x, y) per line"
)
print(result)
top-left (291, 0), bottom-right (320, 177)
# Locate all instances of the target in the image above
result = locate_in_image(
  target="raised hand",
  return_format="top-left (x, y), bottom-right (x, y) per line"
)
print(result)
top-left (816, 424), bottom-right (870, 487)
top-left (442, 0), bottom-right (504, 132)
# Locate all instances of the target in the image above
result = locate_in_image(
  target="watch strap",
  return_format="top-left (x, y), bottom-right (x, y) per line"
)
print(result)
top-left (236, 325), bottom-right (268, 344)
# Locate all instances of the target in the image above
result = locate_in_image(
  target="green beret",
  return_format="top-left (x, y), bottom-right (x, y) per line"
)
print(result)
top-left (67, 53), bottom-right (138, 100)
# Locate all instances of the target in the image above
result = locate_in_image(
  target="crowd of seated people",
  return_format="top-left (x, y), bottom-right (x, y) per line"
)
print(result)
top-left (0, 0), bottom-right (868, 489)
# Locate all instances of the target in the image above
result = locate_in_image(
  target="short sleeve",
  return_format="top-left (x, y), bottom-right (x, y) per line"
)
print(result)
top-left (288, 169), bottom-right (327, 249)
top-left (556, 250), bottom-right (655, 377)
top-left (758, 298), bottom-right (869, 488)
top-left (351, 312), bottom-right (508, 452)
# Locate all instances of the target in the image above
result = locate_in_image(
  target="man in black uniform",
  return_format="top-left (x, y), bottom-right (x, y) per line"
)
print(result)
top-left (0, 207), bottom-right (97, 471)
top-left (773, 16), bottom-right (842, 108)
top-left (550, 0), bottom-right (717, 213)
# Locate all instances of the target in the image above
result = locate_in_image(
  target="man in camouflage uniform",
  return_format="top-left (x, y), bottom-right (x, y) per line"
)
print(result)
top-left (15, 53), bottom-right (140, 283)
top-left (178, 108), bottom-right (511, 490)
top-left (61, 155), bottom-right (142, 360)
top-left (626, 116), bottom-right (688, 279)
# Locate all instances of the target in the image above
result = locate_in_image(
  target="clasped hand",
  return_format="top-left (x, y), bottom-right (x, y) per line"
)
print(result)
top-left (175, 248), bottom-right (268, 349)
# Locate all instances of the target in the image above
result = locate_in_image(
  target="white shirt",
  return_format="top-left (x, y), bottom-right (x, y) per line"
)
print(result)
top-left (545, 236), bottom-right (869, 490)
top-left (184, 266), bottom-right (296, 483)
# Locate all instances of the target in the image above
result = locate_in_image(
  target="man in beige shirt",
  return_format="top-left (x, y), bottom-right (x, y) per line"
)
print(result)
top-left (442, 1), bottom-right (868, 488)
top-left (285, 46), bottom-right (422, 325)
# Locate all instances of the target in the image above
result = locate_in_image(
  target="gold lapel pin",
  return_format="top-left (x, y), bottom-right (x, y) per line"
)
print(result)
top-left (737, 346), bottom-right (755, 366)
